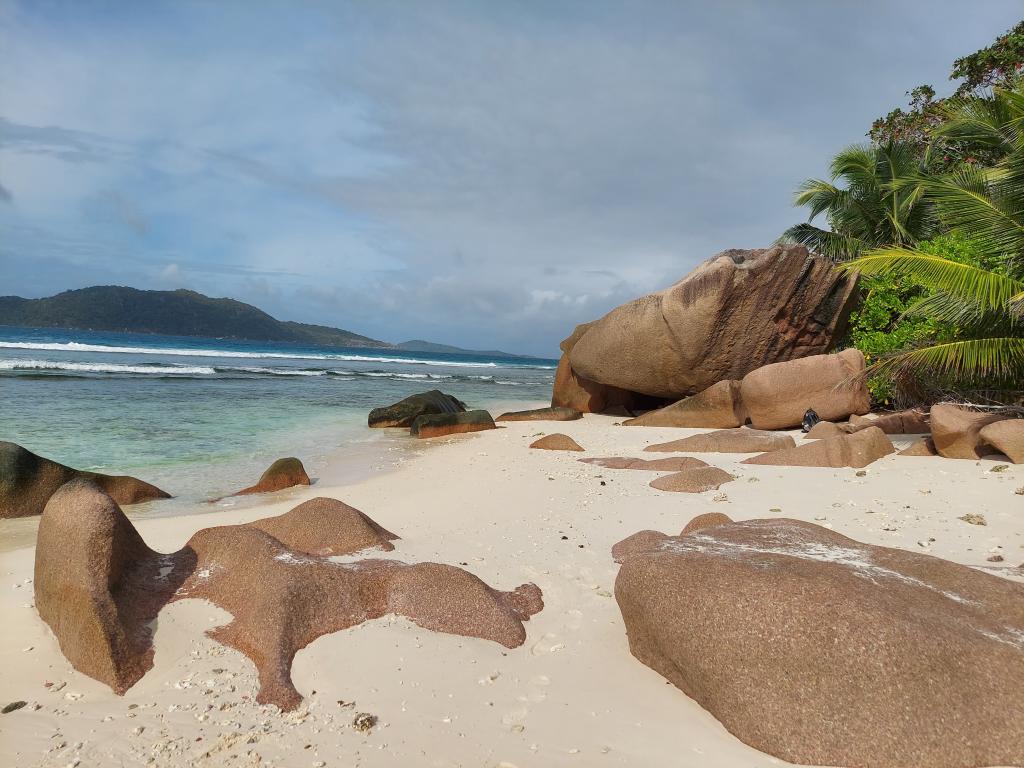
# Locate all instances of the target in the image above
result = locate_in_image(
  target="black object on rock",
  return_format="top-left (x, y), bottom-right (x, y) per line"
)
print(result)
top-left (801, 409), bottom-right (821, 433)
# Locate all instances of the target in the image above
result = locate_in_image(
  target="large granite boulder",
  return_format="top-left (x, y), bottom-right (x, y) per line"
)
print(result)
top-left (0, 441), bottom-right (169, 519)
top-left (740, 348), bottom-right (871, 430)
top-left (930, 404), bottom-right (1009, 459)
top-left (978, 418), bottom-right (1024, 463)
top-left (410, 410), bottom-right (496, 438)
top-left (622, 380), bottom-right (747, 428)
top-left (563, 245), bottom-right (858, 400)
top-left (644, 428), bottom-right (795, 454)
top-left (551, 323), bottom-right (662, 414)
top-left (613, 517), bottom-right (1024, 768)
top-left (235, 457), bottom-right (310, 496)
top-left (496, 406), bottom-right (582, 422)
top-left (35, 483), bottom-right (544, 711)
top-left (742, 426), bottom-right (894, 469)
top-left (368, 390), bottom-right (466, 428)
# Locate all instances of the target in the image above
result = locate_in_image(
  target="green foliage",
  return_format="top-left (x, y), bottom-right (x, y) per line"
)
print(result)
top-left (869, 21), bottom-right (1024, 169)
top-left (950, 21), bottom-right (1024, 95)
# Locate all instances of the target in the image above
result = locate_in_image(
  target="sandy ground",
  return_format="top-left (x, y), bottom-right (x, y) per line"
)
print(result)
top-left (1, 412), bottom-right (1022, 768)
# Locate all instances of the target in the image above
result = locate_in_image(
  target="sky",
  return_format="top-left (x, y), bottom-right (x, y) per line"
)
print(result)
top-left (1, 2), bottom-right (1022, 357)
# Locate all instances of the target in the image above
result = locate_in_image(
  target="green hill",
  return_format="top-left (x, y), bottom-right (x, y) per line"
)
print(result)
top-left (0, 286), bottom-right (389, 348)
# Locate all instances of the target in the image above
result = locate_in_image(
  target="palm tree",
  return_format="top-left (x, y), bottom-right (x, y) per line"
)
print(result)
top-left (779, 142), bottom-right (935, 261)
top-left (840, 84), bottom-right (1024, 392)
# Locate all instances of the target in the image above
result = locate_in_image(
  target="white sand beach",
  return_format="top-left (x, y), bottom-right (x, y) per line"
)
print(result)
top-left (2, 412), bottom-right (1021, 768)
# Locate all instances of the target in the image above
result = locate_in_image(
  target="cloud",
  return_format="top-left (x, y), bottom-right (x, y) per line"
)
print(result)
top-left (1, 1), bottom-right (1023, 355)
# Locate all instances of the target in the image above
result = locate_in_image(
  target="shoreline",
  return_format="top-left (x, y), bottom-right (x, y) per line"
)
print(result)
top-left (1, 414), bottom-right (1021, 767)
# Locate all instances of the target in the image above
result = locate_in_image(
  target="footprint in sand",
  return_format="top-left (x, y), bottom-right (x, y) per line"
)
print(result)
top-left (530, 633), bottom-right (565, 656)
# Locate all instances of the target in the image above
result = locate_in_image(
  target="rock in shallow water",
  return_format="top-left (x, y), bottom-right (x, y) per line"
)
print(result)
top-left (496, 406), bottom-right (582, 422)
top-left (410, 410), bottom-right (496, 438)
top-left (613, 517), bottom-right (1024, 768)
top-left (0, 440), bottom-right (169, 519)
top-left (367, 389), bottom-right (467, 428)
top-left (34, 482), bottom-right (543, 710)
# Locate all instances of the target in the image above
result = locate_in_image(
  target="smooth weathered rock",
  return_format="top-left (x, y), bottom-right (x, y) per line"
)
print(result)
top-left (803, 421), bottom-right (850, 439)
top-left (529, 433), bottom-right (584, 452)
top-left (235, 457), bottom-right (310, 496)
top-left (740, 348), bottom-right (870, 430)
top-left (551, 323), bottom-right (663, 414)
top-left (680, 512), bottom-right (734, 535)
top-left (35, 483), bottom-right (543, 711)
top-left (565, 245), bottom-right (858, 400)
top-left (645, 428), bottom-right (795, 454)
top-left (899, 437), bottom-right (938, 456)
top-left (496, 406), bottom-right (582, 422)
top-left (0, 441), bottom-right (170, 519)
top-left (579, 456), bottom-right (709, 471)
top-left (410, 410), bottom-right (496, 438)
top-left (742, 426), bottom-right (894, 469)
top-left (613, 518), bottom-right (1024, 768)
top-left (849, 409), bottom-right (930, 435)
top-left (649, 467), bottom-right (733, 493)
top-left (978, 418), bottom-right (1024, 463)
top-left (368, 390), bottom-right (466, 428)
top-left (930, 404), bottom-right (1009, 459)
top-left (623, 380), bottom-right (747, 428)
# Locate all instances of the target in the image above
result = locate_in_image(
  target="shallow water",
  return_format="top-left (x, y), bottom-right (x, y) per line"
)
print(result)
top-left (0, 326), bottom-right (554, 542)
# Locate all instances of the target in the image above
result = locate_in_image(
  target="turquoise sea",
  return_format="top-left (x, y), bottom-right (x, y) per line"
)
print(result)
top-left (0, 325), bottom-right (555, 514)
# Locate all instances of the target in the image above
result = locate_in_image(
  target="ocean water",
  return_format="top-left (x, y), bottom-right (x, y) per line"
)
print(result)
top-left (0, 326), bottom-right (555, 518)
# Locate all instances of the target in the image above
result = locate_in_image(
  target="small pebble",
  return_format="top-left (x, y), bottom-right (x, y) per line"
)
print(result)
top-left (2, 701), bottom-right (27, 714)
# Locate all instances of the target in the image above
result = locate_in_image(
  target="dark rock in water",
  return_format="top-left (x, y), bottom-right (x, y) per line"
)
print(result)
top-left (496, 406), bottom-right (582, 422)
top-left (410, 410), bottom-right (496, 438)
top-left (0, 441), bottom-right (170, 519)
top-left (368, 390), bottom-right (467, 428)
top-left (235, 457), bottom-right (310, 496)
top-left (34, 481), bottom-right (543, 711)
top-left (801, 408), bottom-right (820, 433)
top-left (564, 245), bottom-right (859, 400)
top-left (742, 426), bottom-right (894, 469)
top-left (613, 517), bottom-right (1024, 768)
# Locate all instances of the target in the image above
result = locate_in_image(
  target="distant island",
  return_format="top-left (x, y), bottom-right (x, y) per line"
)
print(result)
top-left (0, 286), bottom-right (543, 360)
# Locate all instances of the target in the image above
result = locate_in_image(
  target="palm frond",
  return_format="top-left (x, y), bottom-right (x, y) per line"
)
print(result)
top-left (845, 248), bottom-right (1024, 312)
top-left (866, 337), bottom-right (1024, 385)
top-left (777, 224), bottom-right (863, 261)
